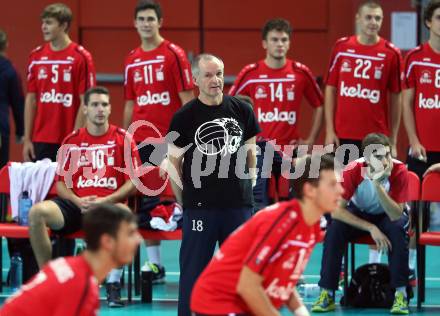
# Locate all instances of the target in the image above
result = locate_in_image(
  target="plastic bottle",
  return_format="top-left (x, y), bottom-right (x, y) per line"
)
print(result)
top-left (10, 253), bottom-right (23, 293)
top-left (18, 191), bottom-right (32, 226)
top-left (141, 263), bottom-right (153, 303)
top-left (297, 283), bottom-right (321, 299)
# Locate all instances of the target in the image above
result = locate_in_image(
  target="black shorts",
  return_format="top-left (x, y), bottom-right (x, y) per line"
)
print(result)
top-left (51, 197), bottom-right (82, 235)
top-left (33, 142), bottom-right (60, 161)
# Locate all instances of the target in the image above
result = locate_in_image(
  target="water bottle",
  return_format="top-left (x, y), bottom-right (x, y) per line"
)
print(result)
top-left (141, 264), bottom-right (153, 303)
top-left (10, 253), bottom-right (23, 293)
top-left (297, 283), bottom-right (321, 299)
top-left (18, 191), bottom-right (32, 226)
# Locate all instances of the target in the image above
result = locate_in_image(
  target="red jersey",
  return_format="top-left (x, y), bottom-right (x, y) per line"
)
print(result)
top-left (0, 256), bottom-right (99, 316)
top-left (403, 43), bottom-right (440, 152)
top-left (124, 40), bottom-right (194, 143)
top-left (342, 158), bottom-right (409, 214)
top-left (229, 59), bottom-right (323, 145)
top-left (325, 36), bottom-right (402, 140)
top-left (27, 42), bottom-right (96, 144)
top-left (191, 200), bottom-right (320, 314)
top-left (57, 125), bottom-right (140, 198)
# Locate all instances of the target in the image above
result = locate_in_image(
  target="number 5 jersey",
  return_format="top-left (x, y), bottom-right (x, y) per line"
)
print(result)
top-left (27, 42), bottom-right (96, 144)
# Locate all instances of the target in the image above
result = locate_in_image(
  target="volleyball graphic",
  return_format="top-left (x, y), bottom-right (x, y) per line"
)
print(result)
top-left (195, 118), bottom-right (243, 156)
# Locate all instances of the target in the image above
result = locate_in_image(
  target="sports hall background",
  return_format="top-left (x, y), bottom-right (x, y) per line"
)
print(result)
top-left (3, 0), bottom-right (416, 162)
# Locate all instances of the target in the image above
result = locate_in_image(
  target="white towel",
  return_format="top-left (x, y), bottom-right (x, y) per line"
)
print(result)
top-left (149, 203), bottom-right (183, 231)
top-left (9, 159), bottom-right (58, 219)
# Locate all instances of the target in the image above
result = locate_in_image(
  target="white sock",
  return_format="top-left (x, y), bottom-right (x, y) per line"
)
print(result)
top-left (147, 245), bottom-right (161, 265)
top-left (396, 286), bottom-right (407, 298)
top-left (369, 249), bottom-right (382, 263)
top-left (408, 249), bottom-right (416, 270)
top-left (107, 268), bottom-right (123, 283)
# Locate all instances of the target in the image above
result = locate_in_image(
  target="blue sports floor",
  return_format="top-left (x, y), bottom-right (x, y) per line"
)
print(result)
top-left (1, 239), bottom-right (440, 315)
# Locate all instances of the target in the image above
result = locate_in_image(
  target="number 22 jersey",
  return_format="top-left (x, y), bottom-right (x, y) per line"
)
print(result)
top-left (325, 36), bottom-right (402, 140)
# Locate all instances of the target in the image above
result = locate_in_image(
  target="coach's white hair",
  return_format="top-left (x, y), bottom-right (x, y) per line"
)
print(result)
top-left (191, 53), bottom-right (224, 77)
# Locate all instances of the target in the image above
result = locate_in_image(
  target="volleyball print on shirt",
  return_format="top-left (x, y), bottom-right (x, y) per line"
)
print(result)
top-left (194, 118), bottom-right (243, 156)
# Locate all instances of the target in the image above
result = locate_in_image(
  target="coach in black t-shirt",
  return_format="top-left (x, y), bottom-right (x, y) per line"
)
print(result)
top-left (168, 54), bottom-right (260, 316)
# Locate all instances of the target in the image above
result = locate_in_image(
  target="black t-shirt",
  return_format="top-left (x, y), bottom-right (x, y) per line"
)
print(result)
top-left (168, 95), bottom-right (261, 209)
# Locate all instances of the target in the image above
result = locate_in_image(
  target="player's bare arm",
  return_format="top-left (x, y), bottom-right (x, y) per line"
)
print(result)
top-left (372, 182), bottom-right (405, 221)
top-left (178, 89), bottom-right (195, 105)
top-left (402, 88), bottom-right (427, 160)
top-left (324, 85), bottom-right (339, 147)
top-left (389, 92), bottom-right (402, 157)
top-left (56, 181), bottom-right (85, 208)
top-left (236, 266), bottom-right (281, 316)
top-left (73, 94), bottom-right (86, 130)
top-left (287, 288), bottom-right (309, 316)
top-left (23, 93), bottom-right (37, 161)
top-left (424, 163), bottom-right (440, 176)
top-left (123, 100), bottom-right (134, 130)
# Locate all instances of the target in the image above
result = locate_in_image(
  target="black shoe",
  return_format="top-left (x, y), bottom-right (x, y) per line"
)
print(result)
top-left (106, 282), bottom-right (124, 307)
top-left (142, 262), bottom-right (166, 284)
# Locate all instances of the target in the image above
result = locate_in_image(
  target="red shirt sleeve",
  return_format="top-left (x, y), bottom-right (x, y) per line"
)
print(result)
top-left (124, 55), bottom-right (135, 101)
top-left (341, 162), bottom-right (362, 201)
top-left (26, 53), bottom-right (37, 93)
top-left (169, 44), bottom-right (194, 93)
top-left (300, 64), bottom-right (323, 107)
top-left (402, 53), bottom-right (416, 90)
top-left (244, 207), bottom-right (298, 274)
top-left (324, 43), bottom-right (340, 87)
top-left (389, 163), bottom-right (409, 203)
top-left (77, 46), bottom-right (96, 94)
top-left (387, 46), bottom-right (403, 93)
top-left (228, 64), bottom-right (254, 96)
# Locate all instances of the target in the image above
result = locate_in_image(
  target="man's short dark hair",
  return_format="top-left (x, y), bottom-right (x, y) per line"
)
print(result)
top-left (134, 0), bottom-right (162, 20)
top-left (262, 18), bottom-right (292, 40)
top-left (84, 86), bottom-right (110, 105)
top-left (292, 153), bottom-right (336, 199)
top-left (41, 3), bottom-right (73, 32)
top-left (424, 0), bottom-right (440, 29)
top-left (83, 204), bottom-right (136, 251)
top-left (357, 0), bottom-right (382, 13)
top-left (361, 133), bottom-right (390, 156)
top-left (0, 29), bottom-right (7, 52)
